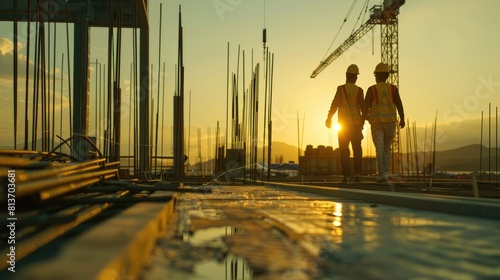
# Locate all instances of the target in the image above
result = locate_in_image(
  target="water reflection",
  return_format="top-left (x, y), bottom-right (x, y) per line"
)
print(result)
top-left (150, 186), bottom-right (500, 279)
top-left (330, 202), bottom-right (344, 242)
top-left (144, 226), bottom-right (253, 280)
top-left (187, 226), bottom-right (253, 280)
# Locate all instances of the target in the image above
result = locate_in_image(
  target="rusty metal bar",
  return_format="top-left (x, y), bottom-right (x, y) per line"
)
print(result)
top-left (16, 169), bottom-right (118, 198)
top-left (0, 155), bottom-right (62, 169)
top-left (14, 158), bottom-right (106, 182)
top-left (0, 191), bottom-right (129, 271)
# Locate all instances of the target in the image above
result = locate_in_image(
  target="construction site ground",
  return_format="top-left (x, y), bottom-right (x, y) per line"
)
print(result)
top-left (5, 183), bottom-right (500, 280)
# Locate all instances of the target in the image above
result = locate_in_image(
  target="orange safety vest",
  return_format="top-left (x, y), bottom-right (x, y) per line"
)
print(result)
top-left (338, 84), bottom-right (363, 125)
top-left (368, 82), bottom-right (397, 124)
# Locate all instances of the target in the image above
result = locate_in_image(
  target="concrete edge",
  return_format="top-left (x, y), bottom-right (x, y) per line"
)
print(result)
top-left (13, 191), bottom-right (178, 280)
top-left (265, 182), bottom-right (500, 220)
top-left (97, 192), bottom-right (179, 280)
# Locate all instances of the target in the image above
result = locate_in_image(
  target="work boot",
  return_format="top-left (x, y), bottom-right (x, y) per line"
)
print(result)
top-left (354, 174), bottom-right (361, 182)
top-left (376, 177), bottom-right (387, 183)
top-left (340, 176), bottom-right (349, 183)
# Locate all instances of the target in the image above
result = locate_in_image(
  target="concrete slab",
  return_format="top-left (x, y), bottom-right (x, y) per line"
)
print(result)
top-left (9, 191), bottom-right (175, 280)
top-left (144, 185), bottom-right (500, 280)
top-left (268, 182), bottom-right (500, 219)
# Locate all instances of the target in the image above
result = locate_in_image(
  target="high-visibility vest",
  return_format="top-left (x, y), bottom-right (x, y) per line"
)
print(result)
top-left (338, 84), bottom-right (363, 125)
top-left (368, 82), bottom-right (397, 124)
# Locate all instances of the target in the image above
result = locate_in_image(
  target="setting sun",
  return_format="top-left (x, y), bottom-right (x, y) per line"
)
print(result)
top-left (335, 124), bottom-right (342, 131)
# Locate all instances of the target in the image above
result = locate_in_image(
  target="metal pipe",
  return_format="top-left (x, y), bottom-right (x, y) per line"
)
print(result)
top-left (16, 169), bottom-right (118, 198)
top-left (268, 52), bottom-right (275, 181)
top-left (155, 2), bottom-right (163, 175)
top-left (423, 122), bottom-right (427, 178)
top-left (43, 8), bottom-right (48, 152)
top-left (488, 103), bottom-right (491, 181)
top-left (105, 161), bottom-right (121, 168)
top-left (431, 112), bottom-right (437, 183)
top-left (406, 122), bottom-right (411, 178)
top-left (17, 205), bottom-right (86, 227)
top-left (0, 150), bottom-right (46, 156)
top-left (161, 62), bottom-right (166, 173)
top-left (60, 195), bottom-right (172, 205)
top-left (15, 158), bottom-right (105, 182)
top-left (0, 155), bottom-right (60, 169)
top-left (225, 42), bottom-right (229, 159)
top-left (39, 174), bottom-right (117, 201)
top-left (263, 49), bottom-right (268, 181)
top-left (13, 0), bottom-right (18, 150)
top-left (86, 183), bottom-right (208, 194)
top-left (52, 21), bottom-right (57, 150)
top-left (59, 53), bottom-right (64, 146)
top-left (32, 7), bottom-right (40, 151)
top-left (480, 111), bottom-right (483, 180)
top-left (129, 63), bottom-right (133, 173)
top-left (65, 1), bottom-right (72, 144)
top-left (106, 0), bottom-right (113, 161)
top-left (113, 0), bottom-right (124, 164)
top-left (150, 95), bottom-right (154, 172)
top-left (58, 164), bottom-right (103, 177)
top-left (24, 0), bottom-right (31, 150)
top-left (413, 121), bottom-right (419, 182)
top-left (39, 177), bottom-right (102, 200)
top-left (0, 191), bottom-right (129, 270)
top-left (133, 8), bottom-right (138, 177)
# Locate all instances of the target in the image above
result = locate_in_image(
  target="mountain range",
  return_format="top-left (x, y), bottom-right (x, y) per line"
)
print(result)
top-left (2, 141), bottom-right (498, 173)
top-left (270, 142), bottom-right (498, 173)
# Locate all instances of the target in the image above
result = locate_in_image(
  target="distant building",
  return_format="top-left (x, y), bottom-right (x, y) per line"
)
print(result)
top-left (270, 162), bottom-right (299, 178)
top-left (299, 145), bottom-right (377, 176)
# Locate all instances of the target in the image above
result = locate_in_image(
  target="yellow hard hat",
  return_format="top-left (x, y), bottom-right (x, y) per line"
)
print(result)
top-left (346, 64), bottom-right (359, 75)
top-left (374, 62), bottom-right (389, 73)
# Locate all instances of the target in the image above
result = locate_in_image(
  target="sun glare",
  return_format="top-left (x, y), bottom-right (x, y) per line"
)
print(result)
top-left (335, 124), bottom-right (341, 131)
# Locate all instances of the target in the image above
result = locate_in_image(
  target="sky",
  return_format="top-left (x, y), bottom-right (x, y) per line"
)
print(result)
top-left (0, 0), bottom-right (499, 163)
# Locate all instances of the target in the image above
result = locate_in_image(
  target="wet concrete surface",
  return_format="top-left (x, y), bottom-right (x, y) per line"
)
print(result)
top-left (143, 185), bottom-right (500, 280)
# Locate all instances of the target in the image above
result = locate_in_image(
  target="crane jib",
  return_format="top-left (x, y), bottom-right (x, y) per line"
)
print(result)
top-left (310, 0), bottom-right (405, 78)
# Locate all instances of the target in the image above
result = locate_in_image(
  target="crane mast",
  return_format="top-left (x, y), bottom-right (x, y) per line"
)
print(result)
top-left (312, 0), bottom-right (405, 174)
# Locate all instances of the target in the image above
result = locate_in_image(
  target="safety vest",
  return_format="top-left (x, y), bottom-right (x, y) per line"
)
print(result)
top-left (368, 82), bottom-right (397, 124)
top-left (338, 84), bottom-right (363, 125)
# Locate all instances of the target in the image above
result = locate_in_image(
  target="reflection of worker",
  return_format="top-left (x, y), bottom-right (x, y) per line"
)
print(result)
top-left (365, 63), bottom-right (405, 182)
top-left (325, 64), bottom-right (365, 183)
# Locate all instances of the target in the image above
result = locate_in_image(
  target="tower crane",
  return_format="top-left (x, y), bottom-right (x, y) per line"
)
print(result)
top-left (311, 0), bottom-right (406, 174)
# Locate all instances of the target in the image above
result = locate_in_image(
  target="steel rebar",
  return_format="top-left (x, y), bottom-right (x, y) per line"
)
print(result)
top-left (13, 159), bottom-right (105, 182)
top-left (0, 191), bottom-right (129, 271)
top-left (16, 169), bottom-right (117, 199)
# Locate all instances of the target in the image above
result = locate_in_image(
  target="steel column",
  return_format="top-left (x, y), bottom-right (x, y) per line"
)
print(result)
top-left (139, 23), bottom-right (150, 174)
top-left (73, 7), bottom-right (91, 160)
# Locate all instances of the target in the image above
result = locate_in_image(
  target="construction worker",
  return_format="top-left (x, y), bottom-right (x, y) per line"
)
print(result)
top-left (365, 62), bottom-right (405, 182)
top-left (325, 64), bottom-right (365, 183)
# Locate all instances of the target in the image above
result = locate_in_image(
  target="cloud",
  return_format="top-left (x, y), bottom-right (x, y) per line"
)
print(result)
top-left (0, 37), bottom-right (25, 55)
top-left (0, 49), bottom-right (14, 80)
top-left (0, 37), bottom-right (30, 80)
top-left (0, 37), bottom-right (61, 83)
top-left (0, 37), bottom-right (14, 53)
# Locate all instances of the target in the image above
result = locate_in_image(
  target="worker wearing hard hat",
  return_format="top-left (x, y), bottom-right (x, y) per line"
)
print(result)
top-left (365, 62), bottom-right (405, 183)
top-left (325, 64), bottom-right (366, 183)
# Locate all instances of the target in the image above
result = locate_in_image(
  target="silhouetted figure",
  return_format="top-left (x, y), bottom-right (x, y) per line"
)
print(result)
top-left (365, 62), bottom-right (405, 182)
top-left (326, 64), bottom-right (365, 183)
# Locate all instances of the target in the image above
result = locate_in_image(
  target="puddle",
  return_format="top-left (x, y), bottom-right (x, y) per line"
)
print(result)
top-left (192, 255), bottom-right (252, 280)
top-left (146, 185), bottom-right (500, 279)
top-left (185, 226), bottom-right (253, 279)
top-left (144, 226), bottom-right (253, 280)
